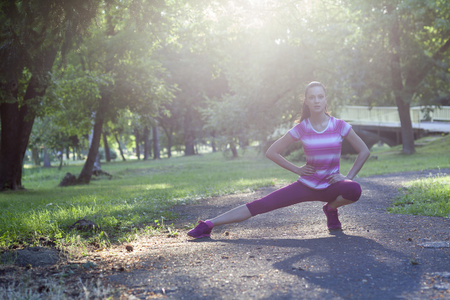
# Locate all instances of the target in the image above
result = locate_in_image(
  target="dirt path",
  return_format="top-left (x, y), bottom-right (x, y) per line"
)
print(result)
top-left (106, 169), bottom-right (450, 299)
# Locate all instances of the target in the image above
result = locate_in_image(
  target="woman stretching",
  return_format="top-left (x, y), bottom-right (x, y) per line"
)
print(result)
top-left (188, 81), bottom-right (370, 238)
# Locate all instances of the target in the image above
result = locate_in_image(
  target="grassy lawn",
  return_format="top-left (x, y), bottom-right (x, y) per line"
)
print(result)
top-left (0, 134), bottom-right (449, 250)
top-left (388, 174), bottom-right (450, 218)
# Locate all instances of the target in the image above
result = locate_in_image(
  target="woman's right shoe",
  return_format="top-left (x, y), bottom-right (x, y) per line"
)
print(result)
top-left (323, 203), bottom-right (342, 230)
top-left (187, 220), bottom-right (212, 238)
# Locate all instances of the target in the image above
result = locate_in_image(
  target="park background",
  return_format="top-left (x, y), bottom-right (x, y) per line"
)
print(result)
top-left (0, 1), bottom-right (449, 296)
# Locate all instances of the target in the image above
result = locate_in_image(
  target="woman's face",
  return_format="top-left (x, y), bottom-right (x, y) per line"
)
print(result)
top-left (305, 86), bottom-right (327, 114)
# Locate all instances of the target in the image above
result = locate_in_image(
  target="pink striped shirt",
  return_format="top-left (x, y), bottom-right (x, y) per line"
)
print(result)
top-left (288, 116), bottom-right (352, 189)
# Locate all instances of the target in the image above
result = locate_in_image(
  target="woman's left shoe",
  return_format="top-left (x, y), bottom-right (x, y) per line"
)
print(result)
top-left (323, 203), bottom-right (342, 230)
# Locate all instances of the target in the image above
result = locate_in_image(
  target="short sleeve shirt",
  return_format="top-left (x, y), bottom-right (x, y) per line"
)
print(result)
top-left (288, 116), bottom-right (352, 189)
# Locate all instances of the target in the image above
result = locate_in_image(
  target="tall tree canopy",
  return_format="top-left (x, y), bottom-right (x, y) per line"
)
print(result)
top-left (1, 0), bottom-right (449, 191)
top-left (0, 0), bottom-right (99, 190)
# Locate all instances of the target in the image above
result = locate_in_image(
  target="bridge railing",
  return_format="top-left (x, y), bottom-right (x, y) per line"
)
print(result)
top-left (338, 106), bottom-right (450, 124)
top-left (430, 106), bottom-right (450, 121)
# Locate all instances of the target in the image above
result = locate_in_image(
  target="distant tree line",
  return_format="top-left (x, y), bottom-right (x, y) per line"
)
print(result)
top-left (1, 0), bottom-right (449, 190)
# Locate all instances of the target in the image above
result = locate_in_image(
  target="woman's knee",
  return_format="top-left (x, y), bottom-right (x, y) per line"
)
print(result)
top-left (341, 181), bottom-right (362, 202)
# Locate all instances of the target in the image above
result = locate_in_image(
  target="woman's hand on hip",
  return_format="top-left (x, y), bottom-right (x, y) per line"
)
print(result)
top-left (298, 165), bottom-right (316, 176)
top-left (327, 173), bottom-right (349, 184)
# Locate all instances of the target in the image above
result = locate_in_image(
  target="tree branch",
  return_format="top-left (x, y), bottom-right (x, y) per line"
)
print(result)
top-left (405, 39), bottom-right (450, 89)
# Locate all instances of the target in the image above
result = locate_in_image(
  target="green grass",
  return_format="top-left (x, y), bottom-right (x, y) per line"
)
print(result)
top-left (387, 174), bottom-right (450, 218)
top-left (0, 150), bottom-right (292, 250)
top-left (354, 134), bottom-right (450, 177)
top-left (0, 134), bottom-right (449, 250)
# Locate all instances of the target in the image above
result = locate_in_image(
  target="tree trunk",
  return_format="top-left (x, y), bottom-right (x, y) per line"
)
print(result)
top-left (395, 96), bottom-right (415, 154)
top-left (77, 97), bottom-right (108, 184)
top-left (388, 6), bottom-right (415, 154)
top-left (43, 149), bottom-right (51, 168)
top-left (152, 126), bottom-right (160, 159)
top-left (31, 148), bottom-right (40, 166)
top-left (0, 101), bottom-right (22, 190)
top-left (184, 136), bottom-right (195, 155)
top-left (134, 127), bottom-right (141, 160)
top-left (143, 126), bottom-right (150, 160)
top-left (230, 141), bottom-right (238, 158)
top-left (0, 48), bottom-right (57, 190)
top-left (183, 112), bottom-right (195, 156)
top-left (161, 125), bottom-right (173, 158)
top-left (58, 148), bottom-right (64, 170)
top-left (114, 133), bottom-right (126, 161)
top-left (103, 131), bottom-right (111, 162)
top-left (167, 133), bottom-right (172, 158)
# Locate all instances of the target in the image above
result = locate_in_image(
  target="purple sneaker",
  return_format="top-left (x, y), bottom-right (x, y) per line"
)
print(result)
top-left (323, 203), bottom-right (342, 230)
top-left (187, 221), bottom-right (213, 239)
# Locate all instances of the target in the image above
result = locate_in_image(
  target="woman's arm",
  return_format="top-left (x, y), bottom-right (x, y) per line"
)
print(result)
top-left (343, 129), bottom-right (370, 180)
top-left (265, 133), bottom-right (315, 177)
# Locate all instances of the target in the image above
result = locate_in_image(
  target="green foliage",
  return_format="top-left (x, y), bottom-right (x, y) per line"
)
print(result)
top-left (342, 0), bottom-right (450, 106)
top-left (201, 95), bottom-right (249, 150)
top-left (0, 0), bottom-right (100, 103)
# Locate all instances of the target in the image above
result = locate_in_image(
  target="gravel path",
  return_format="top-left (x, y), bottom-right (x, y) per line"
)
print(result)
top-left (108, 169), bottom-right (450, 299)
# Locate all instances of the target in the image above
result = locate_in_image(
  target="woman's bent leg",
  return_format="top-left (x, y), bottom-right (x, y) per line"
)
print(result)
top-left (326, 180), bottom-right (362, 209)
top-left (322, 180), bottom-right (362, 230)
top-left (327, 196), bottom-right (354, 209)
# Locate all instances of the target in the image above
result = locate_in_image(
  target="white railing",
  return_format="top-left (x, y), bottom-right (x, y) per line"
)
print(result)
top-left (431, 106), bottom-right (450, 121)
top-left (338, 106), bottom-right (450, 124)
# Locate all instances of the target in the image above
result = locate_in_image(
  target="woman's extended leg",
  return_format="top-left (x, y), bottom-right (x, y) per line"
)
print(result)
top-left (209, 204), bottom-right (252, 226)
top-left (187, 205), bottom-right (252, 239)
top-left (187, 182), bottom-right (317, 238)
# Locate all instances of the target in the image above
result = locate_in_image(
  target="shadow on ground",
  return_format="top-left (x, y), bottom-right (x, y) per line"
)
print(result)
top-left (213, 233), bottom-right (417, 299)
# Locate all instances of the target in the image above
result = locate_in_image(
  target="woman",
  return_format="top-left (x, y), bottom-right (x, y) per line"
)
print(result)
top-left (188, 81), bottom-right (370, 239)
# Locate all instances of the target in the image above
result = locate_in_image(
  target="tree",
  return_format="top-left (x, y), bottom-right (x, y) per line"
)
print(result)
top-left (198, 0), bottom-right (340, 150)
top-left (161, 47), bottom-right (226, 156)
top-left (152, 126), bottom-right (161, 159)
top-left (344, 0), bottom-right (450, 154)
top-left (109, 110), bottom-right (137, 161)
top-left (0, 0), bottom-right (99, 190)
top-left (156, 101), bottom-right (180, 158)
top-left (202, 95), bottom-right (249, 158)
top-left (72, 0), bottom-right (174, 183)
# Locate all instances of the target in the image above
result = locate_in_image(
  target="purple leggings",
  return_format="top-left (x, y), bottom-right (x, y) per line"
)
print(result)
top-left (246, 180), bottom-right (362, 216)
